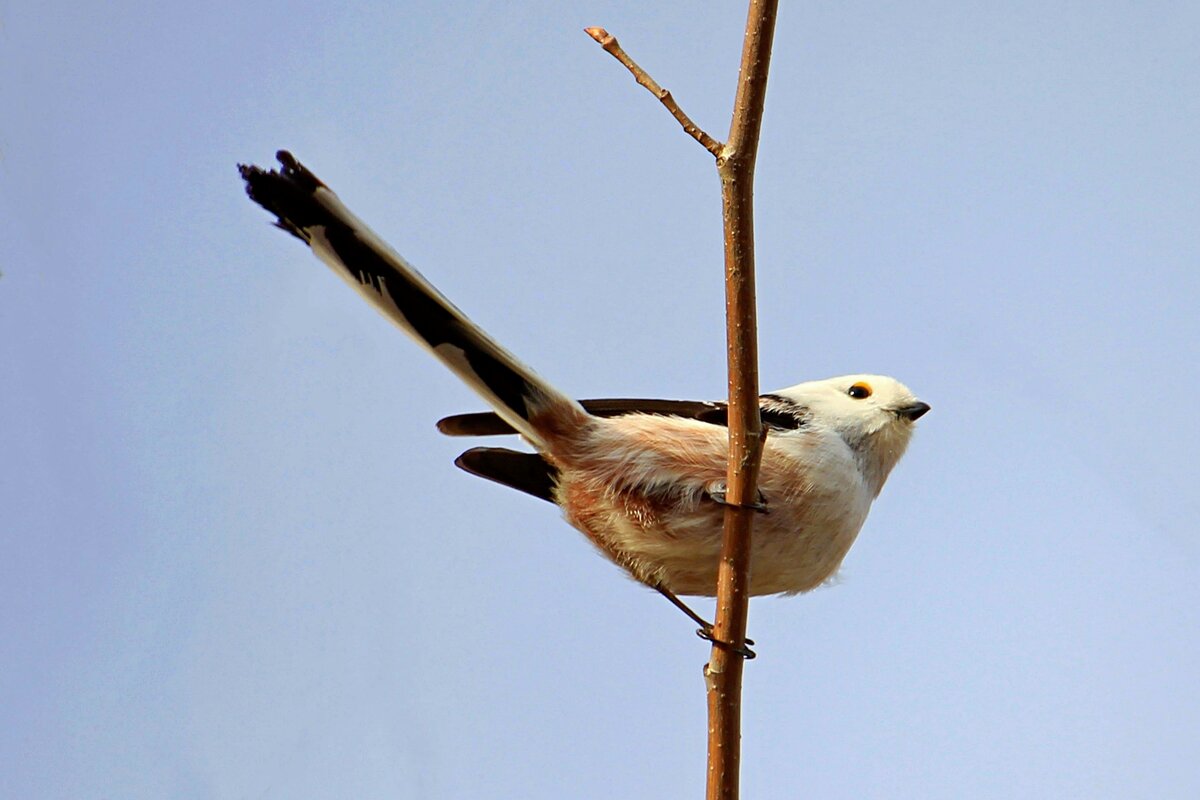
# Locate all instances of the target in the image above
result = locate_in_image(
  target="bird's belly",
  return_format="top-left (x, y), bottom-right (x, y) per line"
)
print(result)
top-left (558, 478), bottom-right (870, 597)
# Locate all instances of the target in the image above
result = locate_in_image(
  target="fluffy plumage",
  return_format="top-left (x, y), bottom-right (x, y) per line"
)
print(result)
top-left (239, 152), bottom-right (929, 598)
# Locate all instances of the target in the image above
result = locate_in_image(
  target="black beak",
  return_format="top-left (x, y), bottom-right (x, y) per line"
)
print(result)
top-left (894, 401), bottom-right (931, 421)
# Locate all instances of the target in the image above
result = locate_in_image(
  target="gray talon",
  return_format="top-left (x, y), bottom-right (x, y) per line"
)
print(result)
top-left (696, 626), bottom-right (757, 659)
top-left (705, 481), bottom-right (769, 514)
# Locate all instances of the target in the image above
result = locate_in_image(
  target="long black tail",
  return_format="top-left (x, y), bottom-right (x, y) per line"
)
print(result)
top-left (239, 151), bottom-right (586, 450)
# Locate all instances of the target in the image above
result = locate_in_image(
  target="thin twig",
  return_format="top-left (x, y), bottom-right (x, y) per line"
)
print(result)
top-left (584, 27), bottom-right (724, 157)
top-left (705, 2), bottom-right (779, 800)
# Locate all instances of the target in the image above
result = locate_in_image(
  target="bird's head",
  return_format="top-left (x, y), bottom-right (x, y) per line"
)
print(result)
top-left (772, 374), bottom-right (929, 495)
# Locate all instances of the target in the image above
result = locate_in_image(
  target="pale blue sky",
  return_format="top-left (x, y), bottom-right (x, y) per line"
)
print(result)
top-left (3, 2), bottom-right (1198, 798)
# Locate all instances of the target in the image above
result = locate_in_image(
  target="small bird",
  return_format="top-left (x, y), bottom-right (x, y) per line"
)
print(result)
top-left (239, 152), bottom-right (929, 641)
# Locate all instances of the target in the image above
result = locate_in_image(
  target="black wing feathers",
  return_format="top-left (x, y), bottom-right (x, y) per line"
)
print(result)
top-left (438, 398), bottom-right (726, 436)
top-left (455, 448), bottom-right (558, 504)
top-left (438, 395), bottom-right (808, 437)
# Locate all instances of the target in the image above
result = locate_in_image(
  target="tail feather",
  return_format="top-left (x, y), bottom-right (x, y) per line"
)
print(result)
top-left (239, 151), bottom-right (586, 450)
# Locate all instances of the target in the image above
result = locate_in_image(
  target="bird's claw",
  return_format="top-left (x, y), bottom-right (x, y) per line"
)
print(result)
top-left (650, 582), bottom-right (757, 659)
top-left (696, 626), bottom-right (757, 659)
top-left (705, 482), bottom-right (769, 514)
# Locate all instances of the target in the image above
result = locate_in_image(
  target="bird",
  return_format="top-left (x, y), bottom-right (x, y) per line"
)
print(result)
top-left (239, 151), bottom-right (929, 648)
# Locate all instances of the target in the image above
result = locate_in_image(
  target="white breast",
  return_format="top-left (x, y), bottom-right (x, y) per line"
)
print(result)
top-left (552, 417), bottom-right (873, 597)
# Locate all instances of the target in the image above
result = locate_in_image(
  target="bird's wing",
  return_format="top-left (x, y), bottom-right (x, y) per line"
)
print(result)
top-left (437, 398), bottom-right (728, 436)
top-left (454, 447), bottom-right (558, 504)
top-left (448, 395), bottom-right (810, 504)
top-left (438, 395), bottom-right (810, 437)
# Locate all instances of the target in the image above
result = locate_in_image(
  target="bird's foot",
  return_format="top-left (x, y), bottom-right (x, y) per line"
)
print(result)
top-left (652, 583), bottom-right (757, 659)
top-left (696, 626), bottom-right (757, 659)
top-left (705, 481), bottom-right (769, 514)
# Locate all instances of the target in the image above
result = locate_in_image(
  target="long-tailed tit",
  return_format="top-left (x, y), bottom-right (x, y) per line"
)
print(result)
top-left (239, 152), bottom-right (929, 640)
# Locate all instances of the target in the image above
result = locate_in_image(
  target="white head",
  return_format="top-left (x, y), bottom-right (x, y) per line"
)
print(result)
top-left (769, 374), bottom-right (929, 495)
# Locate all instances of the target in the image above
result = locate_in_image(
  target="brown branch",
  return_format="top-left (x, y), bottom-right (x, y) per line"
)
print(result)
top-left (584, 27), bottom-right (724, 157)
top-left (705, 3), bottom-right (779, 800)
top-left (587, 6), bottom-right (779, 798)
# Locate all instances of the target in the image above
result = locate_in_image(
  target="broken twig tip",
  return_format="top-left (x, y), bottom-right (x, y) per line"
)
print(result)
top-left (584, 27), bottom-right (610, 44)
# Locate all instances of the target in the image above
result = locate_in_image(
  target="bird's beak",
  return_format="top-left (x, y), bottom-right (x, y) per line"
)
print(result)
top-left (894, 401), bottom-right (931, 421)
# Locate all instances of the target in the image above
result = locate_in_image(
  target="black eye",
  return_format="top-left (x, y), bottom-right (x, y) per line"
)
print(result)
top-left (847, 382), bottom-right (873, 400)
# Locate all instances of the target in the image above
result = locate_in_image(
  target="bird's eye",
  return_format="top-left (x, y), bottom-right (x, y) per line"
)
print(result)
top-left (847, 382), bottom-right (873, 400)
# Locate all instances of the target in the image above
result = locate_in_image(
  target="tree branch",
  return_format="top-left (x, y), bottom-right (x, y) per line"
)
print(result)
top-left (584, 27), bottom-right (724, 157)
top-left (587, 7), bottom-right (779, 798)
top-left (705, 3), bottom-right (779, 800)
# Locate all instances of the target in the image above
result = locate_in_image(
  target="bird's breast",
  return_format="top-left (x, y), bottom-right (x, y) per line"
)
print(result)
top-left (552, 421), bottom-right (872, 597)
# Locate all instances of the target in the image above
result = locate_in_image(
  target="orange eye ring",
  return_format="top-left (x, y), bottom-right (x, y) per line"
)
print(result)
top-left (847, 382), bottom-right (873, 400)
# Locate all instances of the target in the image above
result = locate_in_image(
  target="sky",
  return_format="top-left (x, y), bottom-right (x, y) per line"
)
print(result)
top-left (2, 1), bottom-right (1198, 797)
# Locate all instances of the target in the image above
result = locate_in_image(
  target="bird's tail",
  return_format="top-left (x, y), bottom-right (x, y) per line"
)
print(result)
top-left (239, 151), bottom-right (588, 451)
